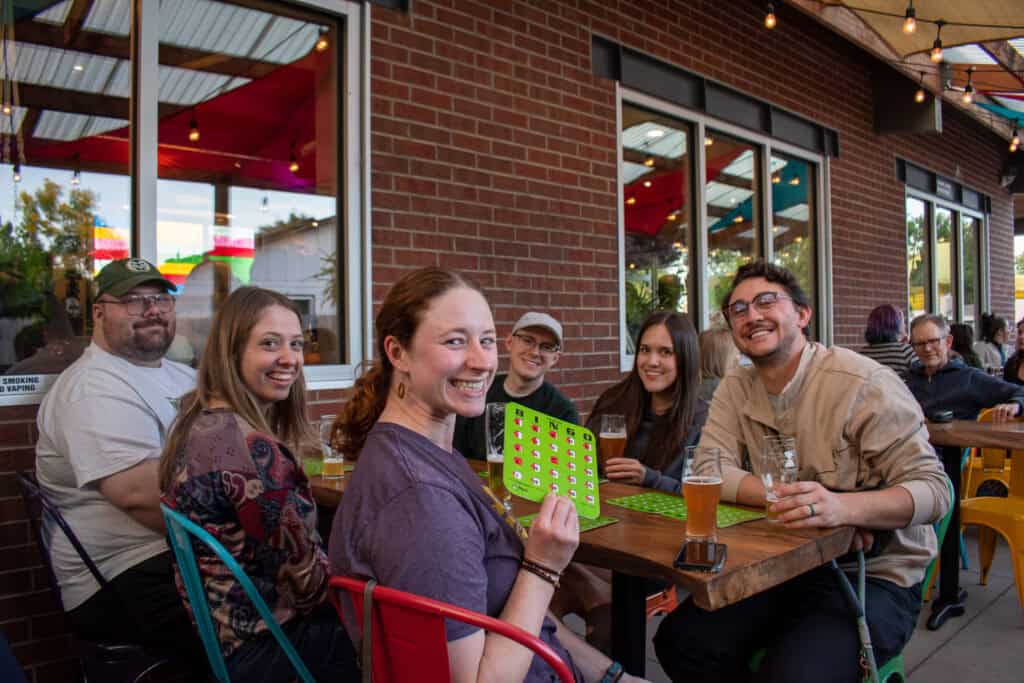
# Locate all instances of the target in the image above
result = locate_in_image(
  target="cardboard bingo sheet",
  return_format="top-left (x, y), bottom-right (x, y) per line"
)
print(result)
top-left (502, 402), bottom-right (600, 519)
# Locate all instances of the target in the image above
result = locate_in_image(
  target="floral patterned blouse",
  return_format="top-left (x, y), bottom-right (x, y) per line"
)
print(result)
top-left (162, 409), bottom-right (327, 659)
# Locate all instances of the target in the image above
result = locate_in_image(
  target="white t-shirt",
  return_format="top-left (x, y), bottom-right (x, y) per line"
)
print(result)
top-left (35, 343), bottom-right (196, 610)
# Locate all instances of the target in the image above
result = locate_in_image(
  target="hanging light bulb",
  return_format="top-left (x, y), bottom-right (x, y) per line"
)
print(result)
top-left (902, 2), bottom-right (916, 34)
top-left (1, 104), bottom-right (10, 115)
top-left (1013, 126), bottom-right (1021, 147)
top-left (260, 195), bottom-right (269, 212)
top-left (188, 114), bottom-right (200, 142)
top-left (930, 21), bottom-right (945, 63)
top-left (962, 67), bottom-right (975, 105)
top-left (289, 151), bottom-right (300, 173)
top-left (704, 135), bottom-right (714, 146)
top-left (315, 28), bottom-right (329, 52)
top-left (914, 72), bottom-right (926, 103)
top-left (764, 2), bottom-right (777, 29)
top-left (70, 154), bottom-right (81, 186)
top-left (13, 163), bottom-right (21, 183)
top-left (643, 157), bottom-right (654, 167)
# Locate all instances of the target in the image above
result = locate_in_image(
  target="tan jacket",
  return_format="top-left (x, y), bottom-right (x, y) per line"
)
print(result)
top-left (699, 342), bottom-right (951, 588)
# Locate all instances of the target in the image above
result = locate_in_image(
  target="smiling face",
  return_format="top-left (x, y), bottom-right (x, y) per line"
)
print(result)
top-left (637, 323), bottom-right (678, 410)
top-left (388, 287), bottom-right (498, 420)
top-left (506, 326), bottom-right (560, 384)
top-left (93, 283), bottom-right (176, 366)
top-left (910, 320), bottom-right (952, 376)
top-left (240, 304), bottom-right (305, 407)
top-left (726, 276), bottom-right (810, 367)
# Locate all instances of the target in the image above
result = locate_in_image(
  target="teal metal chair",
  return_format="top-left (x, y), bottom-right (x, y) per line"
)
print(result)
top-left (161, 505), bottom-right (315, 683)
top-left (750, 476), bottom-right (956, 683)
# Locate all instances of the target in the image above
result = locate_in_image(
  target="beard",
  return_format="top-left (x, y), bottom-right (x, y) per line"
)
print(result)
top-left (112, 318), bottom-right (175, 363)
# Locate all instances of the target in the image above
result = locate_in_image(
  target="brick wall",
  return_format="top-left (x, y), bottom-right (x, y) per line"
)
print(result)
top-left (1, 0), bottom-right (1016, 677)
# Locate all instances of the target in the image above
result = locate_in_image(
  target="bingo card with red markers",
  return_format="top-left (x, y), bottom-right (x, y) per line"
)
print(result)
top-left (502, 401), bottom-right (601, 520)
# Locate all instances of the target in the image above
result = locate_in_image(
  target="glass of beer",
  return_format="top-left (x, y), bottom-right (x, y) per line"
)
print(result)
top-left (682, 446), bottom-right (722, 542)
top-left (761, 435), bottom-right (797, 521)
top-left (484, 403), bottom-right (511, 511)
top-left (320, 416), bottom-right (345, 480)
top-left (599, 414), bottom-right (627, 473)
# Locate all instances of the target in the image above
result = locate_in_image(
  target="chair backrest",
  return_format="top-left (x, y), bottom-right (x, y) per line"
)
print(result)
top-left (975, 408), bottom-right (1013, 470)
top-left (160, 505), bottom-right (315, 683)
top-left (328, 575), bottom-right (575, 683)
top-left (15, 471), bottom-right (107, 611)
top-left (921, 476), bottom-right (957, 599)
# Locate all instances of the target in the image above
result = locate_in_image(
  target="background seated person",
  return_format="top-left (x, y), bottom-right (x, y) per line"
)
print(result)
top-left (974, 312), bottom-right (1008, 370)
top-left (905, 313), bottom-right (1024, 422)
top-left (697, 326), bottom-right (737, 403)
top-left (1004, 318), bottom-right (1024, 386)
top-left (328, 267), bottom-right (645, 683)
top-left (586, 311), bottom-right (707, 493)
top-left (950, 323), bottom-right (983, 369)
top-left (453, 311), bottom-right (578, 460)
top-left (654, 261), bottom-right (950, 683)
top-left (159, 287), bottom-right (356, 681)
top-left (858, 303), bottom-right (915, 373)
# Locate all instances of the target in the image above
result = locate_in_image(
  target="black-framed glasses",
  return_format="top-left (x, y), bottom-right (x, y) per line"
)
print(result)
top-left (512, 332), bottom-right (560, 355)
top-left (724, 291), bottom-right (793, 320)
top-left (97, 293), bottom-right (175, 315)
top-left (911, 336), bottom-right (946, 351)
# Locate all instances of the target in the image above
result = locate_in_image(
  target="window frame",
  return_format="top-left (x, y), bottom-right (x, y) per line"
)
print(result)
top-left (617, 86), bottom-right (831, 371)
top-left (0, 0), bottom-right (370, 406)
top-left (904, 187), bottom-right (988, 328)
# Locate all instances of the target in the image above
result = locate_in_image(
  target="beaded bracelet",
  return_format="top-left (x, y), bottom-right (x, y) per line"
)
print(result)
top-left (600, 661), bottom-right (624, 683)
top-left (520, 560), bottom-right (560, 589)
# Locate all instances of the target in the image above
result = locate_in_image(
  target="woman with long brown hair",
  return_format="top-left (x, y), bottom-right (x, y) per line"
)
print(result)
top-left (159, 286), bottom-right (355, 681)
top-left (328, 267), bottom-right (644, 683)
top-left (586, 311), bottom-right (707, 492)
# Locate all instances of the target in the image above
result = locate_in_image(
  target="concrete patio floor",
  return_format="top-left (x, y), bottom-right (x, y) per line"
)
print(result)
top-left (570, 527), bottom-right (1023, 682)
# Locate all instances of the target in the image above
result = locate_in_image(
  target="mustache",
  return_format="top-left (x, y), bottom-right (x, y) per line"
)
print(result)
top-left (133, 320), bottom-right (168, 330)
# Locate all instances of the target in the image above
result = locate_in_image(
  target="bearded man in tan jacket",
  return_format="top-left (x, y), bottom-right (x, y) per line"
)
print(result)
top-left (654, 261), bottom-right (950, 683)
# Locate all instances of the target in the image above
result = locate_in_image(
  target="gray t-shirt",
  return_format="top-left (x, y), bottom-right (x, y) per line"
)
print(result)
top-left (329, 422), bottom-right (580, 682)
top-left (35, 343), bottom-right (195, 609)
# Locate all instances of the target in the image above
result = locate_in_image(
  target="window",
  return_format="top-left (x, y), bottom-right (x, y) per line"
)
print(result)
top-left (904, 192), bottom-right (986, 327)
top-left (0, 0), bottom-right (366, 401)
top-left (619, 96), bottom-right (825, 363)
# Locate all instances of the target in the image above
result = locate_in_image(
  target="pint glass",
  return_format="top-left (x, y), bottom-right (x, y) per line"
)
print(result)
top-left (598, 414), bottom-right (627, 471)
top-left (682, 446), bottom-right (722, 542)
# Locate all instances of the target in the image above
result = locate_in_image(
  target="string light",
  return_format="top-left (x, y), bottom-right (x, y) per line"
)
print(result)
top-left (13, 163), bottom-right (21, 183)
top-left (962, 67), bottom-right (975, 105)
top-left (1013, 126), bottom-right (1020, 147)
top-left (70, 154), bottom-right (81, 186)
top-left (1, 104), bottom-right (10, 115)
top-left (902, 1), bottom-right (916, 34)
top-left (764, 2), bottom-right (777, 29)
top-left (260, 195), bottom-right (269, 212)
top-left (705, 135), bottom-right (714, 146)
top-left (930, 20), bottom-right (945, 63)
top-left (914, 72), bottom-right (926, 103)
top-left (643, 157), bottom-right (654, 167)
top-left (188, 113), bottom-right (200, 142)
top-left (315, 28), bottom-right (329, 52)
top-left (289, 150), bottom-right (300, 174)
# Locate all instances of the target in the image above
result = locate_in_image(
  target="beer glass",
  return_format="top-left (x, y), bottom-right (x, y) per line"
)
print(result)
top-left (484, 403), bottom-right (511, 511)
top-left (598, 414), bottom-right (627, 472)
top-left (682, 446), bottom-right (722, 542)
top-left (320, 416), bottom-right (345, 479)
top-left (761, 435), bottom-right (797, 521)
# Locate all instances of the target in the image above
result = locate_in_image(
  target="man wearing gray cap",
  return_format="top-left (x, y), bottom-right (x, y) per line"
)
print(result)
top-left (454, 311), bottom-right (579, 460)
top-left (35, 258), bottom-right (203, 668)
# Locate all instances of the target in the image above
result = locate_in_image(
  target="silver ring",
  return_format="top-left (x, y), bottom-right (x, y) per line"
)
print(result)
top-left (808, 503), bottom-right (816, 518)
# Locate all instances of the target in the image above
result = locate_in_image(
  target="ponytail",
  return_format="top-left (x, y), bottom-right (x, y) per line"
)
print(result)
top-left (331, 361), bottom-right (391, 461)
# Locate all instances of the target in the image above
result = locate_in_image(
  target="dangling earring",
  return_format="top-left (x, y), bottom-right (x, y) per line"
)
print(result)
top-left (397, 382), bottom-right (406, 399)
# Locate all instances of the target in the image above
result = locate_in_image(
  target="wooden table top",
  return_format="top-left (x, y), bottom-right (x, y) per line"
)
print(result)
top-left (926, 419), bottom-right (1024, 450)
top-left (310, 467), bottom-right (854, 612)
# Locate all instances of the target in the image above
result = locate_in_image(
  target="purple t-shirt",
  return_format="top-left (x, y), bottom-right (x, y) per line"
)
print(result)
top-left (328, 422), bottom-right (579, 682)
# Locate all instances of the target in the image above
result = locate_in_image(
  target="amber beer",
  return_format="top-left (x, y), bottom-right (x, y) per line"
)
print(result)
top-left (322, 457), bottom-right (345, 478)
top-left (487, 453), bottom-right (508, 500)
top-left (683, 475), bottom-right (722, 540)
top-left (598, 432), bottom-right (627, 470)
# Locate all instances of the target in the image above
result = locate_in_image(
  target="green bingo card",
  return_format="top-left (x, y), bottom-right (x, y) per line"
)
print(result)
top-left (503, 402), bottom-right (601, 520)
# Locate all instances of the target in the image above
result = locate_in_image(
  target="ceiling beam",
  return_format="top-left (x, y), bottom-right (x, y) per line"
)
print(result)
top-left (14, 21), bottom-right (280, 80)
top-left (979, 40), bottom-right (1024, 90)
top-left (14, 82), bottom-right (178, 120)
top-left (63, 0), bottom-right (94, 46)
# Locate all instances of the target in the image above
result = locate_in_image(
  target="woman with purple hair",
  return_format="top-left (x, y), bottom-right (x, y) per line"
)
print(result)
top-left (859, 304), bottom-right (916, 373)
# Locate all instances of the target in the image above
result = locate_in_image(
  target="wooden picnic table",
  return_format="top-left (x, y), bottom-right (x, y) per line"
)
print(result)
top-left (310, 465), bottom-right (853, 675)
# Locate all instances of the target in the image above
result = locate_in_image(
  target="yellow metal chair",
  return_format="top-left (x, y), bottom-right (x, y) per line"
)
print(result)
top-left (961, 408), bottom-right (1013, 499)
top-left (960, 443), bottom-right (1024, 607)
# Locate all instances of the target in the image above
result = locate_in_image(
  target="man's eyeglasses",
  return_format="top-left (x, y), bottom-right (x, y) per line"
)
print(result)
top-left (97, 293), bottom-right (175, 315)
top-left (512, 333), bottom-right (560, 355)
top-left (724, 291), bottom-right (793, 320)
top-left (911, 336), bottom-right (946, 351)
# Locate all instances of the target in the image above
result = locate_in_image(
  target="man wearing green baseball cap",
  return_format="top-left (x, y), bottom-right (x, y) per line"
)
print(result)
top-left (35, 258), bottom-right (204, 671)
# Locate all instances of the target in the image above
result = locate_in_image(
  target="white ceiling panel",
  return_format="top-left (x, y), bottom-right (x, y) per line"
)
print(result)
top-left (83, 0), bottom-right (131, 36)
top-left (0, 107), bottom-right (29, 136)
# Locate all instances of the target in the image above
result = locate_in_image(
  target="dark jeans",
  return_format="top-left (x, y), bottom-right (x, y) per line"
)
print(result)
top-left (226, 602), bottom-right (359, 682)
top-left (653, 565), bottom-right (921, 683)
top-left (66, 551), bottom-right (208, 674)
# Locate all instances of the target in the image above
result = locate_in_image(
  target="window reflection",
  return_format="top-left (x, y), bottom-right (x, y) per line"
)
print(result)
top-left (936, 207), bottom-right (954, 320)
top-left (770, 154), bottom-right (816, 335)
top-left (961, 216), bottom-right (979, 325)
top-left (154, 0), bottom-right (340, 367)
top-left (906, 197), bottom-right (929, 319)
top-left (706, 131), bottom-right (760, 312)
top-left (621, 105), bottom-right (692, 347)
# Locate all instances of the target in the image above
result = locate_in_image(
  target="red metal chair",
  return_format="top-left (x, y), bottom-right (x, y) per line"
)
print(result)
top-left (328, 576), bottom-right (575, 683)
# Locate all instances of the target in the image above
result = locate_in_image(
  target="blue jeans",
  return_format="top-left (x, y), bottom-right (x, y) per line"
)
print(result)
top-left (653, 564), bottom-right (921, 683)
top-left (226, 602), bottom-right (358, 682)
